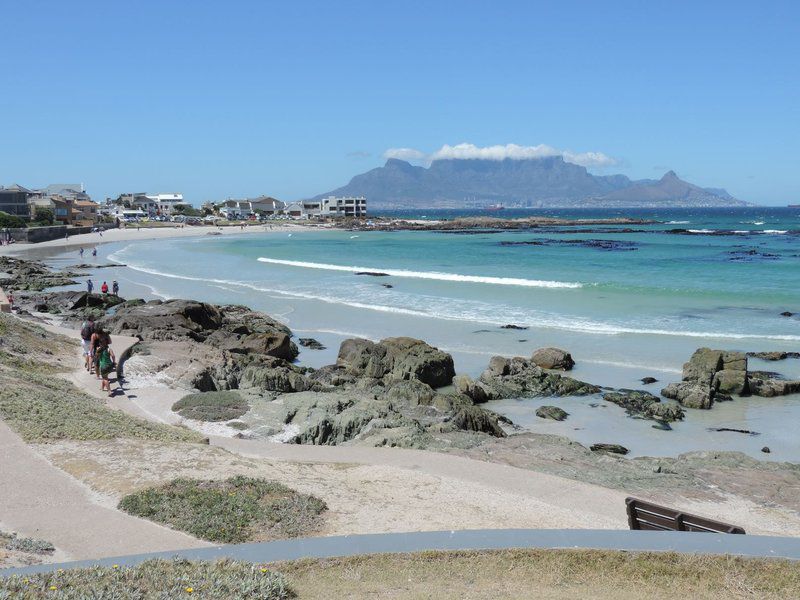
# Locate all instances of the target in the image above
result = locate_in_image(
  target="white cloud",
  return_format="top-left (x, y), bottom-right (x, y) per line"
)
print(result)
top-left (383, 147), bottom-right (427, 161)
top-left (383, 142), bottom-right (618, 168)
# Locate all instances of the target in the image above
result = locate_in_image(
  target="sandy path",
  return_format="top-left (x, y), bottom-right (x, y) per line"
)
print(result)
top-left (0, 420), bottom-right (211, 562)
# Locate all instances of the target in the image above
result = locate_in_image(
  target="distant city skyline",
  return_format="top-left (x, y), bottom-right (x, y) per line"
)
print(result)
top-left (1, 1), bottom-right (798, 205)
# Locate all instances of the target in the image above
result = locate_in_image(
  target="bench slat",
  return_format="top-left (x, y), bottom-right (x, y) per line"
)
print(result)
top-left (626, 497), bottom-right (745, 535)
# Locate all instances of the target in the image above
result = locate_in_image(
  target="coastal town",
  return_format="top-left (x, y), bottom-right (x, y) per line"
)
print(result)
top-left (0, 183), bottom-right (367, 229)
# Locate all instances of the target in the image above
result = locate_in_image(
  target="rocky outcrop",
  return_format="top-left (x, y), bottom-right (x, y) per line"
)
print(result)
top-left (590, 443), bottom-right (629, 455)
top-left (602, 390), bottom-right (684, 421)
top-left (101, 299), bottom-right (298, 360)
top-left (452, 374), bottom-right (496, 403)
top-left (536, 405), bottom-right (569, 421)
top-left (530, 347), bottom-right (575, 371)
top-left (336, 337), bottom-right (455, 388)
top-left (747, 351), bottom-right (800, 361)
top-left (662, 347), bottom-right (800, 407)
top-left (478, 356), bottom-right (599, 399)
top-left (0, 257), bottom-right (80, 291)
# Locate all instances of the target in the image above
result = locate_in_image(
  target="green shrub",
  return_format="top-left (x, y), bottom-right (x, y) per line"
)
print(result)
top-left (0, 558), bottom-right (291, 599)
top-left (0, 211), bottom-right (26, 228)
top-left (118, 476), bottom-right (327, 543)
top-left (0, 531), bottom-right (54, 555)
top-left (173, 391), bottom-right (250, 422)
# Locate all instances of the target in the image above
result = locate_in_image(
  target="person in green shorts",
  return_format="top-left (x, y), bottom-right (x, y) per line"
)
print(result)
top-left (97, 340), bottom-right (116, 396)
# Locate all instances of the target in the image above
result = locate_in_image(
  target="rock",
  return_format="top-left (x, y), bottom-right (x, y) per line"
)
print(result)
top-left (449, 406), bottom-right (506, 437)
top-left (207, 330), bottom-right (297, 360)
top-left (661, 382), bottom-right (714, 409)
top-left (535, 405), bottom-right (569, 421)
top-left (298, 337), bottom-right (326, 350)
top-left (603, 390), bottom-right (684, 422)
top-left (336, 338), bottom-right (389, 379)
top-left (780, 311), bottom-right (794, 317)
top-left (500, 324), bottom-right (528, 330)
top-left (747, 375), bottom-right (800, 397)
top-left (747, 351), bottom-right (800, 361)
top-left (381, 283), bottom-right (393, 289)
top-left (641, 377), bottom-right (658, 384)
top-left (713, 368), bottom-right (748, 395)
top-left (451, 374), bottom-right (495, 403)
top-left (479, 356), bottom-right (600, 399)
top-left (710, 427), bottom-right (759, 435)
top-left (381, 379), bottom-right (437, 406)
top-left (239, 359), bottom-right (310, 393)
top-left (590, 443), bottom-right (629, 455)
top-left (355, 271), bottom-right (389, 277)
top-left (682, 348), bottom-right (724, 387)
top-left (762, 446), bottom-right (771, 453)
top-left (530, 347), bottom-right (575, 371)
top-left (382, 337), bottom-right (456, 388)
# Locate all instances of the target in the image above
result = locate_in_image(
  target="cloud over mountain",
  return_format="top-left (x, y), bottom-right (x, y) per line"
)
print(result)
top-left (384, 142), bottom-right (618, 168)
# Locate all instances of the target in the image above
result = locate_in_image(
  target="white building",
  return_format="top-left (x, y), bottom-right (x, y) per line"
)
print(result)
top-left (145, 193), bottom-right (191, 216)
top-left (286, 196), bottom-right (366, 219)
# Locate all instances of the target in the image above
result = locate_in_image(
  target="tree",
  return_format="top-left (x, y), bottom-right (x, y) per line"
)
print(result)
top-left (0, 211), bottom-right (27, 228)
top-left (173, 204), bottom-right (202, 217)
top-left (33, 207), bottom-right (55, 226)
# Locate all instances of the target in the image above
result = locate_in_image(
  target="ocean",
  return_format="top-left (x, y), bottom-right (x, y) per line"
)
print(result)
top-left (63, 207), bottom-right (800, 460)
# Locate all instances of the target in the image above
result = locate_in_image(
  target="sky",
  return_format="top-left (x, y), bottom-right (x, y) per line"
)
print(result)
top-left (1, 1), bottom-right (798, 205)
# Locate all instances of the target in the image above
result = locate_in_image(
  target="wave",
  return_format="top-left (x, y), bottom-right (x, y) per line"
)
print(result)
top-left (762, 230), bottom-right (788, 234)
top-left (665, 220), bottom-right (690, 224)
top-left (256, 257), bottom-right (582, 289)
top-left (118, 260), bottom-right (800, 342)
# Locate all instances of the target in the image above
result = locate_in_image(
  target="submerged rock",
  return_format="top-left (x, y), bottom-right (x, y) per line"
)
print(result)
top-left (298, 337), bottom-right (326, 350)
top-left (641, 377), bottom-right (658, 384)
top-left (535, 405), bottom-right (569, 421)
top-left (602, 389), bottom-right (684, 422)
top-left (747, 351), bottom-right (800, 361)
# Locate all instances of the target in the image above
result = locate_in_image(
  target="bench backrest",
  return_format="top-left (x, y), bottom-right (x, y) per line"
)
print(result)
top-left (626, 497), bottom-right (745, 534)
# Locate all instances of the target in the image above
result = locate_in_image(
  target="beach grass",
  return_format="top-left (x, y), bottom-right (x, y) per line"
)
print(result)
top-left (277, 548), bottom-right (800, 599)
top-left (0, 558), bottom-right (291, 599)
top-left (118, 476), bottom-right (327, 543)
top-left (173, 391), bottom-right (250, 422)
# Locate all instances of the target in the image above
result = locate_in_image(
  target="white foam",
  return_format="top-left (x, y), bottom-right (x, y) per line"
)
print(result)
top-left (762, 230), bottom-right (788, 234)
top-left (665, 220), bottom-right (690, 224)
top-left (256, 257), bottom-right (582, 289)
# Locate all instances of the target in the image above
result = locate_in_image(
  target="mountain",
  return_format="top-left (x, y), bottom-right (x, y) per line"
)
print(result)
top-left (315, 157), bottom-right (750, 208)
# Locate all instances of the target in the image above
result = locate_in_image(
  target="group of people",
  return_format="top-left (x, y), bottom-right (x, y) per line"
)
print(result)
top-left (86, 279), bottom-right (119, 296)
top-left (78, 247), bottom-right (98, 259)
top-left (80, 318), bottom-right (116, 395)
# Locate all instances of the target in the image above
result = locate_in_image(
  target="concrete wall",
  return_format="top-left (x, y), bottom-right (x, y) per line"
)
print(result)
top-left (7, 223), bottom-right (117, 243)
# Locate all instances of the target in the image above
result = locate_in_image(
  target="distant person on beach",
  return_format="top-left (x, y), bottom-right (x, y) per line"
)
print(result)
top-left (112, 280), bottom-right (119, 296)
top-left (92, 248), bottom-right (97, 257)
top-left (80, 319), bottom-right (95, 371)
top-left (79, 248), bottom-right (84, 258)
top-left (87, 279), bottom-right (94, 294)
top-left (101, 281), bottom-right (109, 294)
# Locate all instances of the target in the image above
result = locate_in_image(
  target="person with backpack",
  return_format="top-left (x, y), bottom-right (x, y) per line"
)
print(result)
top-left (97, 339), bottom-right (116, 396)
top-left (90, 327), bottom-right (111, 378)
top-left (80, 319), bottom-right (94, 371)
top-left (101, 281), bottom-right (109, 295)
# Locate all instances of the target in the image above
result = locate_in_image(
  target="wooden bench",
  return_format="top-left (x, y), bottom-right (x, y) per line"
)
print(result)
top-left (626, 497), bottom-right (746, 534)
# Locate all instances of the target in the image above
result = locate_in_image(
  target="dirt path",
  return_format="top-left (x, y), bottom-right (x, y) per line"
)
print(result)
top-left (0, 419), bottom-right (210, 562)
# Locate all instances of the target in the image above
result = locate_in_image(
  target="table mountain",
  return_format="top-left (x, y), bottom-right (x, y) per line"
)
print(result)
top-left (314, 157), bottom-right (749, 208)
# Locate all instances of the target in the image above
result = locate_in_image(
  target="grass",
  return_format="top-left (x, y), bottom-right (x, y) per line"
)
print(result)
top-left (173, 391), bottom-right (250, 422)
top-left (277, 548), bottom-right (800, 599)
top-left (0, 558), bottom-right (291, 599)
top-left (0, 532), bottom-right (54, 556)
top-left (118, 476), bottom-right (327, 543)
top-left (2, 549), bottom-right (798, 599)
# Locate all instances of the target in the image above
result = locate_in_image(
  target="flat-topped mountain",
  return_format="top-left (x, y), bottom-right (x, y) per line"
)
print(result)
top-left (315, 157), bottom-right (750, 208)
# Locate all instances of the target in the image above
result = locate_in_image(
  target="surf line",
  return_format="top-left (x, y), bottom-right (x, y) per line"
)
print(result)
top-left (256, 257), bottom-right (582, 289)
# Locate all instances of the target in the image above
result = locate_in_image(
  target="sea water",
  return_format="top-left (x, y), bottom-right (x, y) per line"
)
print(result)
top-left (63, 208), bottom-right (800, 460)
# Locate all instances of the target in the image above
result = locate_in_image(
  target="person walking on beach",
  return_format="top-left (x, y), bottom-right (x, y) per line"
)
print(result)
top-left (90, 327), bottom-right (111, 378)
top-left (80, 319), bottom-right (94, 371)
top-left (97, 337), bottom-right (116, 396)
top-left (79, 248), bottom-right (84, 258)
top-left (112, 280), bottom-right (119, 296)
top-left (91, 247), bottom-right (97, 257)
top-left (101, 281), bottom-right (109, 295)
top-left (87, 279), bottom-right (94, 294)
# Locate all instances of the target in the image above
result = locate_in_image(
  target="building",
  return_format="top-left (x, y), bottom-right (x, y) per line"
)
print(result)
top-left (287, 196), bottom-right (367, 218)
top-left (146, 193), bottom-right (191, 216)
top-left (249, 196), bottom-right (285, 215)
top-left (29, 195), bottom-right (70, 223)
top-left (0, 185), bottom-right (33, 219)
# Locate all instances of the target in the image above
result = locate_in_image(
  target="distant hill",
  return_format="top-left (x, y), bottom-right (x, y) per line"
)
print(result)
top-left (314, 157), bottom-right (750, 208)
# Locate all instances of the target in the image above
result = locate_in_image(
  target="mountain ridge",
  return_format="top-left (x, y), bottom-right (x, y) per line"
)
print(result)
top-left (314, 157), bottom-right (750, 208)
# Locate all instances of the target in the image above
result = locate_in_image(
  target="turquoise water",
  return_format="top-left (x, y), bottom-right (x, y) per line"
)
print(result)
top-left (79, 208), bottom-right (800, 459)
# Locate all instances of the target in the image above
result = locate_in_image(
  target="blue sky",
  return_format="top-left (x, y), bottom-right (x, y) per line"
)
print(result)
top-left (1, 1), bottom-right (798, 205)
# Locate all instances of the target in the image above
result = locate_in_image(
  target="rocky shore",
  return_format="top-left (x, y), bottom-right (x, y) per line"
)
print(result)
top-left (341, 215), bottom-right (655, 232)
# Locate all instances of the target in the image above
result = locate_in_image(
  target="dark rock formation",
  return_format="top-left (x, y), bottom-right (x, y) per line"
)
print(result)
top-left (590, 443), bottom-right (629, 455)
top-left (478, 356), bottom-right (599, 398)
top-left (535, 405), bottom-right (569, 421)
top-left (500, 324), bottom-right (528, 330)
top-left (298, 338), bottom-right (326, 350)
top-left (747, 351), bottom-right (800, 361)
top-left (602, 390), bottom-right (684, 422)
top-left (641, 377), bottom-right (658, 384)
